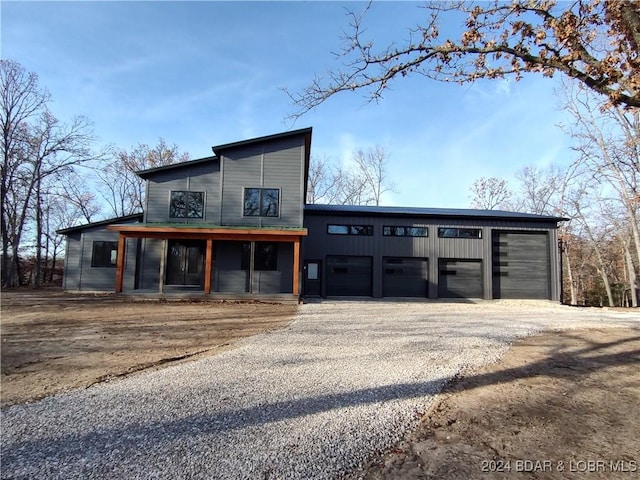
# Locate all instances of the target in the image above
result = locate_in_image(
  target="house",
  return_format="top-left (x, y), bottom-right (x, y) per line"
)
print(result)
top-left (58, 128), bottom-right (566, 301)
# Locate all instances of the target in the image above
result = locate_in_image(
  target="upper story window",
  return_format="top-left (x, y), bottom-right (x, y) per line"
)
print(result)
top-left (244, 188), bottom-right (279, 217)
top-left (438, 227), bottom-right (482, 239)
top-left (327, 224), bottom-right (373, 236)
top-left (383, 226), bottom-right (428, 237)
top-left (170, 191), bottom-right (204, 219)
top-left (91, 241), bottom-right (118, 268)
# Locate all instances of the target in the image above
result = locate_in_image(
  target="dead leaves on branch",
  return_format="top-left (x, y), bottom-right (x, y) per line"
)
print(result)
top-left (287, 0), bottom-right (640, 118)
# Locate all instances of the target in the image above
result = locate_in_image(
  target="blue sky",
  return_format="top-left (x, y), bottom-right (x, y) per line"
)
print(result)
top-left (2, 1), bottom-right (573, 210)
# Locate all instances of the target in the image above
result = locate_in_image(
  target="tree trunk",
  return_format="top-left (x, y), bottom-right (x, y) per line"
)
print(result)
top-left (564, 245), bottom-right (577, 305)
top-left (624, 240), bottom-right (638, 307)
top-left (34, 175), bottom-right (42, 288)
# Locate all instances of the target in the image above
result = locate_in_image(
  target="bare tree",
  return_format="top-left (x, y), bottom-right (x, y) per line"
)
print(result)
top-left (96, 139), bottom-right (189, 217)
top-left (306, 154), bottom-right (345, 204)
top-left (468, 176), bottom-right (511, 210)
top-left (1, 60), bottom-right (49, 286)
top-left (1, 60), bottom-right (101, 287)
top-left (351, 145), bottom-right (396, 206)
top-left (307, 146), bottom-right (396, 206)
top-left (287, 1), bottom-right (640, 118)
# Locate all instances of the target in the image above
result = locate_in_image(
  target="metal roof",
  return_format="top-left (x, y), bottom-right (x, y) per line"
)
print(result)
top-left (136, 156), bottom-right (217, 179)
top-left (304, 204), bottom-right (567, 222)
top-left (56, 213), bottom-right (144, 235)
top-left (135, 127), bottom-right (313, 179)
top-left (211, 127), bottom-right (312, 154)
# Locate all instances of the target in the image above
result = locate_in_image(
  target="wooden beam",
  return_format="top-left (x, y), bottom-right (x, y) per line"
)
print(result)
top-left (115, 234), bottom-right (126, 293)
top-left (292, 238), bottom-right (300, 296)
top-left (107, 224), bottom-right (307, 237)
top-left (204, 238), bottom-right (213, 294)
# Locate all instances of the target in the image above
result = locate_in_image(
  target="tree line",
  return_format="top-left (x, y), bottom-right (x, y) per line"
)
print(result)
top-left (3, 1), bottom-right (639, 304)
top-left (291, 0), bottom-right (638, 308)
top-left (0, 60), bottom-right (188, 288)
top-left (468, 82), bottom-right (638, 307)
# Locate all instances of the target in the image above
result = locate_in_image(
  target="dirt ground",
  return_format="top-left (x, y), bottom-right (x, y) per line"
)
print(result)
top-left (2, 292), bottom-right (638, 479)
top-left (0, 290), bottom-right (296, 407)
top-left (351, 327), bottom-right (640, 480)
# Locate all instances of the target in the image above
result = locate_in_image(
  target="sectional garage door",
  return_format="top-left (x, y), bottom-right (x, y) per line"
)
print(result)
top-left (493, 232), bottom-right (550, 299)
top-left (326, 255), bottom-right (372, 296)
top-left (382, 257), bottom-right (428, 297)
top-left (438, 259), bottom-right (483, 298)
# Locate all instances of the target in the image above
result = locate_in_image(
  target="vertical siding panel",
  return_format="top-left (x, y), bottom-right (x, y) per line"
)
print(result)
top-left (303, 210), bottom-right (561, 300)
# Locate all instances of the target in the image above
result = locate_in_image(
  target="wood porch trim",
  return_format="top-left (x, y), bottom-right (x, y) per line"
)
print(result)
top-left (107, 225), bottom-right (307, 237)
top-left (115, 234), bottom-right (126, 293)
top-left (109, 224), bottom-right (306, 296)
top-left (293, 238), bottom-right (300, 296)
top-left (204, 238), bottom-right (213, 294)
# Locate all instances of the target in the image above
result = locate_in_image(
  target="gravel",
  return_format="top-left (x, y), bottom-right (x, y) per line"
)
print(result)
top-left (2, 301), bottom-right (639, 479)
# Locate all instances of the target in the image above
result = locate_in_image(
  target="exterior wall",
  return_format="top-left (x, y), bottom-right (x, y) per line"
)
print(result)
top-left (214, 241), bottom-right (293, 294)
top-left (62, 233), bottom-right (82, 290)
top-left (138, 238), bottom-right (164, 291)
top-left (63, 225), bottom-right (138, 291)
top-left (220, 136), bottom-right (306, 227)
top-left (303, 213), bottom-right (561, 301)
top-left (144, 161), bottom-right (221, 223)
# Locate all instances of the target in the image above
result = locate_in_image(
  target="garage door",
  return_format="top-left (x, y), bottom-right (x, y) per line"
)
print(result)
top-left (493, 232), bottom-right (550, 299)
top-left (438, 259), bottom-right (483, 298)
top-left (326, 256), bottom-right (372, 296)
top-left (383, 257), bottom-right (428, 297)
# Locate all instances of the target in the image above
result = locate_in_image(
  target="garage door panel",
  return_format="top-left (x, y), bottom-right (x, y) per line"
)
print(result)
top-left (326, 256), bottom-right (372, 296)
top-left (438, 259), bottom-right (483, 298)
top-left (493, 232), bottom-right (549, 299)
top-left (383, 257), bottom-right (428, 297)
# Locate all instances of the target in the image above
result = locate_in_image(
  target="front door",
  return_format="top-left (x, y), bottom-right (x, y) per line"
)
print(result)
top-left (304, 260), bottom-right (322, 296)
top-left (166, 240), bottom-right (205, 286)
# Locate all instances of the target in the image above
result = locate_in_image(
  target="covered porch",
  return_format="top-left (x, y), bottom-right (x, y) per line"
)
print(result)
top-left (106, 224), bottom-right (307, 297)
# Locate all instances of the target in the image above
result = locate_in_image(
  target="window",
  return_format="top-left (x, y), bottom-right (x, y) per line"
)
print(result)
top-left (91, 241), bottom-right (118, 267)
top-left (241, 242), bottom-right (278, 271)
top-left (170, 191), bottom-right (204, 218)
top-left (243, 188), bottom-right (279, 217)
top-left (327, 224), bottom-right (373, 235)
top-left (438, 227), bottom-right (482, 239)
top-left (383, 226), bottom-right (428, 237)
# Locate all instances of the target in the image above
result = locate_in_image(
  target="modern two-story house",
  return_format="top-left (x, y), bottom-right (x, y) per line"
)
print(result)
top-left (59, 127), bottom-right (566, 301)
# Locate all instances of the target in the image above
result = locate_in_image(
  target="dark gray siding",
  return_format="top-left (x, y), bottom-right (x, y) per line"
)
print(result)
top-left (220, 136), bottom-right (305, 227)
top-left (144, 162), bottom-right (220, 223)
top-left (303, 213), bottom-right (561, 300)
top-left (64, 227), bottom-right (137, 291)
top-left (62, 233), bottom-right (82, 290)
top-left (214, 241), bottom-right (293, 294)
top-left (138, 238), bottom-right (164, 291)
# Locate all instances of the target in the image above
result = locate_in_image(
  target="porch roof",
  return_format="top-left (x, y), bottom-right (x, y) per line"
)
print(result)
top-left (106, 223), bottom-right (307, 240)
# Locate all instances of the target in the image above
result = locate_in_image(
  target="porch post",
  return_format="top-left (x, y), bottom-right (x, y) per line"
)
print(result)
top-left (204, 238), bottom-right (213, 295)
top-left (249, 241), bottom-right (255, 294)
top-left (115, 234), bottom-right (126, 293)
top-left (292, 237), bottom-right (300, 296)
top-left (159, 239), bottom-right (167, 293)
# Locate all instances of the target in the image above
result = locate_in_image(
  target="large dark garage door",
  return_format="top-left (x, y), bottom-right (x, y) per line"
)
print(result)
top-left (382, 257), bottom-right (428, 297)
top-left (493, 232), bottom-right (550, 299)
top-left (326, 256), bottom-right (372, 296)
top-left (438, 259), bottom-right (483, 298)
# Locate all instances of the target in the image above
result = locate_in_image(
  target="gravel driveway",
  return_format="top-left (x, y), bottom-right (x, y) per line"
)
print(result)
top-left (2, 301), bottom-right (638, 479)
